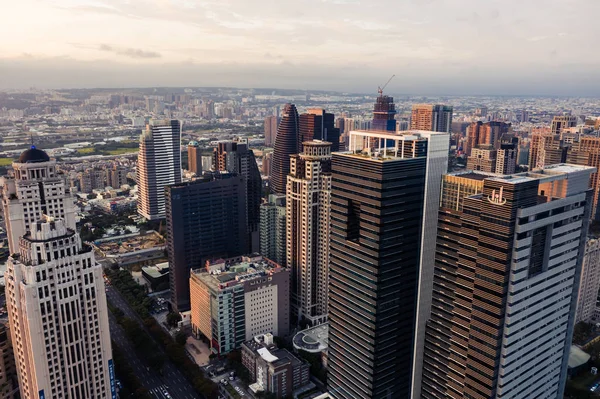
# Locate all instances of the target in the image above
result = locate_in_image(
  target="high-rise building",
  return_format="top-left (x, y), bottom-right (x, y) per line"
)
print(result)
top-left (0, 323), bottom-right (18, 399)
top-left (528, 133), bottom-right (568, 170)
top-left (410, 104), bottom-right (453, 133)
top-left (270, 104), bottom-right (300, 195)
top-left (327, 130), bottom-right (449, 399)
top-left (465, 121), bottom-right (512, 155)
top-left (189, 255), bottom-right (290, 354)
top-left (570, 137), bottom-right (600, 220)
top-left (576, 237), bottom-right (600, 324)
top-left (262, 151), bottom-right (273, 177)
top-left (286, 141), bottom-right (331, 326)
top-left (421, 164), bottom-right (595, 399)
top-left (264, 115), bottom-right (280, 147)
top-left (496, 134), bottom-right (519, 174)
top-left (260, 194), bottom-right (286, 266)
top-left (299, 109), bottom-right (340, 152)
top-left (187, 141), bottom-right (203, 175)
top-left (551, 115), bottom-right (577, 134)
top-left (2, 148), bottom-right (114, 399)
top-left (372, 95), bottom-right (397, 131)
top-left (213, 139), bottom-right (262, 253)
top-left (137, 119), bottom-right (182, 220)
top-left (106, 165), bottom-right (128, 189)
top-left (166, 172), bottom-right (247, 311)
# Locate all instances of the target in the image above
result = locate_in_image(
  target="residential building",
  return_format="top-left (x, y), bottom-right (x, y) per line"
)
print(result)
top-left (410, 104), bottom-right (453, 133)
top-left (2, 147), bottom-right (114, 399)
top-left (260, 194), bottom-right (286, 266)
top-left (189, 256), bottom-right (290, 354)
top-left (106, 165), bottom-right (128, 189)
top-left (213, 139), bottom-right (262, 253)
top-left (242, 334), bottom-right (310, 398)
top-left (166, 172), bottom-right (247, 312)
top-left (270, 104), bottom-right (300, 195)
top-left (0, 323), bottom-right (18, 399)
top-left (187, 141), bottom-right (203, 175)
top-left (79, 168), bottom-right (105, 193)
top-left (496, 134), bottom-right (519, 174)
top-left (287, 141), bottom-right (331, 326)
top-left (467, 147), bottom-right (497, 173)
top-left (576, 238), bottom-right (600, 324)
top-left (299, 109), bottom-right (340, 152)
top-left (264, 115), bottom-right (280, 147)
top-left (552, 115), bottom-right (577, 134)
top-left (421, 164), bottom-right (595, 399)
top-left (327, 130), bottom-right (449, 399)
top-left (262, 151), bottom-right (273, 177)
top-left (465, 121), bottom-right (511, 155)
top-left (137, 119), bottom-right (182, 220)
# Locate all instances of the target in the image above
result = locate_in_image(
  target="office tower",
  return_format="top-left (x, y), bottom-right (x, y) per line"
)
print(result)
top-left (299, 109), bottom-right (340, 152)
top-left (137, 119), bottom-right (182, 220)
top-left (106, 165), bottom-right (128, 189)
top-left (551, 115), bottom-right (577, 134)
top-left (79, 168), bottom-right (105, 193)
top-left (166, 172), bottom-right (247, 311)
top-left (260, 194), bottom-right (286, 266)
top-left (372, 95), bottom-right (397, 131)
top-left (270, 104), bottom-right (300, 195)
top-left (201, 155), bottom-right (213, 172)
top-left (410, 104), bottom-right (453, 133)
top-left (2, 147), bottom-right (114, 399)
top-left (189, 255), bottom-right (289, 354)
top-left (328, 130), bottom-right (449, 399)
top-left (467, 147), bottom-right (497, 173)
top-left (576, 238), bottom-right (600, 324)
top-left (0, 323), bottom-right (18, 399)
top-left (286, 141), bottom-right (331, 326)
top-left (213, 139), bottom-right (262, 253)
top-left (496, 134), bottom-right (519, 174)
top-left (264, 115), bottom-right (279, 147)
top-left (421, 164), bottom-right (595, 399)
top-left (396, 120), bottom-right (409, 132)
top-left (187, 141), bottom-right (202, 175)
top-left (343, 118), bottom-right (355, 134)
top-left (335, 117), bottom-right (345, 134)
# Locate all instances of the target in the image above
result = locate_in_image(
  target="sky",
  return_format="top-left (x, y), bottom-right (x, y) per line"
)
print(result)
top-left (1, 0), bottom-right (600, 95)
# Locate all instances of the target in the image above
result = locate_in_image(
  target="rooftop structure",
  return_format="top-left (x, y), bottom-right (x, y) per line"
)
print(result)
top-left (293, 323), bottom-right (329, 354)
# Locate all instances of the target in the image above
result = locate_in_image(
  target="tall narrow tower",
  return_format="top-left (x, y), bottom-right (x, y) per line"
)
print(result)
top-left (137, 119), bottom-right (182, 220)
top-left (3, 148), bottom-right (114, 399)
top-left (286, 141), bottom-right (332, 326)
top-left (270, 104), bottom-right (300, 195)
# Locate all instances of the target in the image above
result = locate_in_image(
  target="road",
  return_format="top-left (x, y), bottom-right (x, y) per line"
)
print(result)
top-left (106, 285), bottom-right (202, 399)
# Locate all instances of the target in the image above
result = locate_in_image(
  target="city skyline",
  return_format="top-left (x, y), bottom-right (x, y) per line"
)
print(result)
top-left (2, 0), bottom-right (600, 95)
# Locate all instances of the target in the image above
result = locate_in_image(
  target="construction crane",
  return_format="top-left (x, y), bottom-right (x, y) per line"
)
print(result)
top-left (378, 74), bottom-right (396, 96)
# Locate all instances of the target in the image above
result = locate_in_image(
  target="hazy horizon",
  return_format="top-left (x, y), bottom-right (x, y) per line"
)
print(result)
top-left (3, 0), bottom-right (600, 96)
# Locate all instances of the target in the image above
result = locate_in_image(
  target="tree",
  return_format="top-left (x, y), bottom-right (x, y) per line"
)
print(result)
top-left (175, 331), bottom-right (188, 346)
top-left (167, 312), bottom-right (182, 327)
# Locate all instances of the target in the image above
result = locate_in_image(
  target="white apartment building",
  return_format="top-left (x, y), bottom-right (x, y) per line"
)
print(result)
top-left (576, 238), bottom-right (600, 324)
top-left (3, 147), bottom-right (115, 399)
top-left (286, 141), bottom-right (332, 326)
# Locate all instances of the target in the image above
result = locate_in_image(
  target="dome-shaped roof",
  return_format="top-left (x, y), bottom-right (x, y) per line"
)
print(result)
top-left (18, 146), bottom-right (50, 163)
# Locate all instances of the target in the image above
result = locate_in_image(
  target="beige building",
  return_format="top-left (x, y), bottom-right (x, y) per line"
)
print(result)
top-left (286, 141), bottom-right (331, 326)
top-left (3, 147), bottom-right (114, 399)
top-left (577, 238), bottom-right (600, 324)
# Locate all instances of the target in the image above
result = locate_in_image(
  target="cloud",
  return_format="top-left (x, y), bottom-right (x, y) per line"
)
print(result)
top-left (98, 44), bottom-right (161, 59)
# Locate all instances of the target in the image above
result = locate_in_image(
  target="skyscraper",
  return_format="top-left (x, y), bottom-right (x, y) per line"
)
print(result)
top-left (410, 104), bottom-right (453, 133)
top-left (327, 130), bottom-right (449, 399)
top-left (551, 115), bottom-right (577, 134)
top-left (166, 172), bottom-right (247, 311)
top-left (260, 194), bottom-right (287, 266)
top-left (421, 164), bottom-right (595, 399)
top-left (187, 141), bottom-right (202, 175)
top-left (3, 148), bottom-right (114, 399)
top-left (299, 109), bottom-right (340, 152)
top-left (137, 119), bottom-right (182, 220)
top-left (264, 115), bottom-right (280, 147)
top-left (496, 134), bottom-right (519, 174)
top-left (286, 141), bottom-right (332, 326)
top-left (0, 323), bottom-right (18, 399)
top-left (213, 139), bottom-right (262, 253)
top-left (465, 121), bottom-right (512, 155)
top-left (270, 104), bottom-right (300, 195)
top-left (372, 95), bottom-right (397, 131)
top-left (576, 238), bottom-right (600, 324)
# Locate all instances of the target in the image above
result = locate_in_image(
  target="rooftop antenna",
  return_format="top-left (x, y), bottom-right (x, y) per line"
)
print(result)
top-left (378, 74), bottom-right (396, 96)
top-left (30, 133), bottom-right (35, 149)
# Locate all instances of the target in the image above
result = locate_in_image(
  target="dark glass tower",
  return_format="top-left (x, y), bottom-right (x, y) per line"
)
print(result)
top-left (372, 95), bottom-right (397, 131)
top-left (299, 109), bottom-right (340, 152)
top-left (270, 104), bottom-right (300, 195)
top-left (166, 173), bottom-right (247, 311)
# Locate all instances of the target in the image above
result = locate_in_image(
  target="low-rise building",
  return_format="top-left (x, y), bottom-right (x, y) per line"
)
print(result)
top-left (190, 255), bottom-right (289, 354)
top-left (242, 334), bottom-right (310, 398)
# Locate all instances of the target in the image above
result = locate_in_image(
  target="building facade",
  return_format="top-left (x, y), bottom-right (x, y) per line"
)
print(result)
top-left (166, 172), bottom-right (247, 311)
top-left (299, 110), bottom-right (340, 152)
top-left (270, 104), bottom-right (300, 195)
top-left (137, 119), bottom-right (182, 220)
top-left (189, 256), bottom-right (290, 354)
top-left (264, 115), bottom-right (280, 147)
top-left (2, 147), bottom-right (114, 399)
top-left (187, 141), bottom-right (203, 175)
top-left (286, 141), bottom-right (331, 326)
top-left (421, 164), bottom-right (595, 399)
top-left (411, 104), bottom-right (453, 133)
top-left (576, 237), bottom-right (600, 324)
top-left (372, 95), bottom-right (397, 132)
top-left (551, 115), bottom-right (577, 135)
top-left (0, 323), bottom-right (19, 399)
top-left (260, 194), bottom-right (287, 266)
top-left (327, 130), bottom-right (449, 399)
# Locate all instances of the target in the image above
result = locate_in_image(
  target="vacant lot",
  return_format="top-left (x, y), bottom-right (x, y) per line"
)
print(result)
top-left (0, 158), bottom-right (15, 166)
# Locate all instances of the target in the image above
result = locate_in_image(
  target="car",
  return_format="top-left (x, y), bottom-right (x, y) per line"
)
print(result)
top-left (591, 383), bottom-right (600, 392)
top-left (229, 376), bottom-right (234, 381)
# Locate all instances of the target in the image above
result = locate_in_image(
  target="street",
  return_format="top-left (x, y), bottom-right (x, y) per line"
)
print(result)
top-left (106, 285), bottom-right (202, 399)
